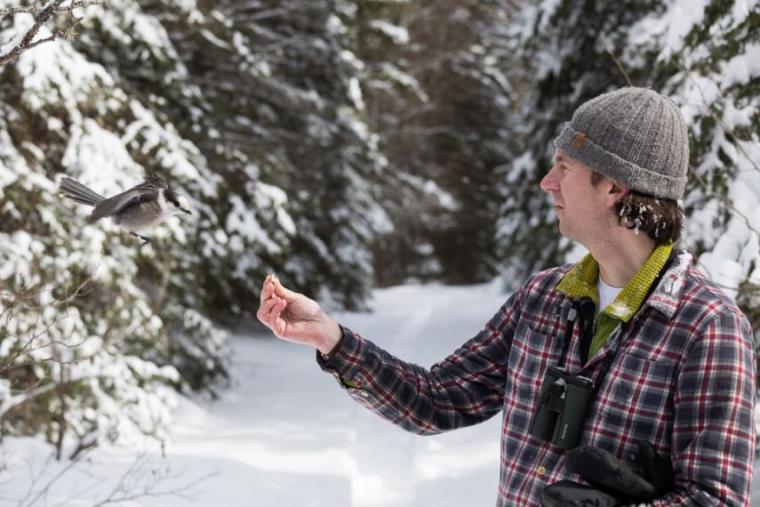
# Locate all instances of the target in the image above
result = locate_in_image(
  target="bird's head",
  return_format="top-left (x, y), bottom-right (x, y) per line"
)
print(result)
top-left (163, 188), bottom-right (192, 216)
top-left (173, 195), bottom-right (192, 216)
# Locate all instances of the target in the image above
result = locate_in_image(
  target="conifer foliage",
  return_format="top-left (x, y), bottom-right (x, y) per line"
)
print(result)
top-left (349, 0), bottom-right (514, 286)
top-left (0, 0), bottom-right (386, 450)
top-left (496, 0), bottom-right (662, 282)
top-left (630, 0), bottom-right (760, 332)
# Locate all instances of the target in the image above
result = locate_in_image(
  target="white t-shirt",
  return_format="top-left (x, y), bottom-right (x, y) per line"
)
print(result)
top-left (597, 276), bottom-right (623, 312)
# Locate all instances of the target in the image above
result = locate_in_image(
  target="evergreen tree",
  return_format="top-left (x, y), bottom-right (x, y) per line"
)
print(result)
top-left (625, 0), bottom-right (760, 446)
top-left (0, 0), bottom-right (391, 449)
top-left (75, 0), bottom-right (388, 313)
top-left (165, 0), bottom-right (390, 311)
top-left (348, 0), bottom-right (514, 286)
top-left (628, 0), bottom-right (760, 331)
top-left (497, 0), bottom-right (661, 286)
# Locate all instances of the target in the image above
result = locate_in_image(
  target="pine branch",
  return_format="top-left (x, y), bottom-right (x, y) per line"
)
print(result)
top-left (0, 0), bottom-right (104, 65)
top-left (672, 58), bottom-right (760, 175)
top-left (606, 48), bottom-right (633, 87)
top-left (669, 58), bottom-right (760, 240)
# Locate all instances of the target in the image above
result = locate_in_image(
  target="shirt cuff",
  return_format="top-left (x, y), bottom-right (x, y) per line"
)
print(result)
top-left (317, 324), bottom-right (348, 363)
top-left (315, 325), bottom-right (367, 391)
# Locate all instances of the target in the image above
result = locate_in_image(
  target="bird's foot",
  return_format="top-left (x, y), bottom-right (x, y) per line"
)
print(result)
top-left (130, 233), bottom-right (152, 245)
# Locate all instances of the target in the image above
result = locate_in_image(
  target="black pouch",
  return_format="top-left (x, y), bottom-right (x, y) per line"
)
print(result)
top-left (541, 480), bottom-right (618, 507)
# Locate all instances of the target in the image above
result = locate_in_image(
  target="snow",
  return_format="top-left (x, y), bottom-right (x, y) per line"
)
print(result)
top-left (536, 0), bottom-right (563, 34)
top-left (375, 63), bottom-right (428, 102)
top-left (62, 118), bottom-right (145, 194)
top-left (627, 0), bottom-right (711, 61)
top-left (1, 281), bottom-right (758, 505)
top-left (4, 2), bottom-right (757, 502)
top-left (0, 282), bottom-right (504, 506)
top-left (14, 22), bottom-right (114, 114)
top-left (0, 131), bottom-right (22, 188)
top-left (226, 194), bottom-right (281, 255)
top-left (0, 13), bottom-right (31, 58)
top-left (723, 43), bottom-right (760, 88)
top-left (369, 20), bottom-right (409, 45)
top-left (348, 76), bottom-right (365, 111)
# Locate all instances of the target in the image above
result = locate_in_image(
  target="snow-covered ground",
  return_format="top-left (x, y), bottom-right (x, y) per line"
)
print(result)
top-left (1, 281), bottom-right (759, 506)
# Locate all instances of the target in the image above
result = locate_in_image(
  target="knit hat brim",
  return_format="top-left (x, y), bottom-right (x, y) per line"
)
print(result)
top-left (554, 123), bottom-right (687, 200)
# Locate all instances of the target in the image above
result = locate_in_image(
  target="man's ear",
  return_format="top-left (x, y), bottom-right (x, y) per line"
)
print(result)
top-left (607, 181), bottom-right (630, 206)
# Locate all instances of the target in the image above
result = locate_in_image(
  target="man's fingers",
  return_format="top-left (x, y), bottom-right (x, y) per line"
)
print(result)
top-left (266, 297), bottom-right (286, 320)
top-left (272, 312), bottom-right (287, 337)
top-left (257, 296), bottom-right (285, 329)
top-left (271, 276), bottom-right (299, 301)
top-left (268, 298), bottom-right (288, 337)
top-left (257, 275), bottom-right (302, 340)
top-left (256, 298), bottom-right (275, 324)
top-left (261, 274), bottom-right (296, 305)
top-left (260, 276), bottom-right (272, 304)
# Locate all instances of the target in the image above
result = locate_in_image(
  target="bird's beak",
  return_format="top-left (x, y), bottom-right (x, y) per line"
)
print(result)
top-left (182, 208), bottom-right (192, 215)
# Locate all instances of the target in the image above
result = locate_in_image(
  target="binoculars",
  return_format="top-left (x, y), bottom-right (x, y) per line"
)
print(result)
top-left (528, 365), bottom-right (594, 450)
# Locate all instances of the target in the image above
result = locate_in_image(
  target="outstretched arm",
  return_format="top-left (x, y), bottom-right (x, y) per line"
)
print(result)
top-left (256, 274), bottom-right (524, 436)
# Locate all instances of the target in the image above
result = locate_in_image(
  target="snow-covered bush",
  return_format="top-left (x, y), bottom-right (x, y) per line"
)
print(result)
top-left (0, 6), bottom-right (228, 450)
top-left (0, 0), bottom-right (389, 450)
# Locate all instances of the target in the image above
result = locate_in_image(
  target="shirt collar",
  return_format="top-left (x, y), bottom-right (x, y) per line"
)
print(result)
top-left (642, 249), bottom-right (692, 319)
top-left (555, 242), bottom-right (674, 322)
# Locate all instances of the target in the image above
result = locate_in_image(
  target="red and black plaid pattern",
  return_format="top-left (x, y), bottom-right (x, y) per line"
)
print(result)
top-left (318, 252), bottom-right (755, 506)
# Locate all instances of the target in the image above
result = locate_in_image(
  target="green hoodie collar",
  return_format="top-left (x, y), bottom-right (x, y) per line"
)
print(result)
top-left (555, 242), bottom-right (673, 322)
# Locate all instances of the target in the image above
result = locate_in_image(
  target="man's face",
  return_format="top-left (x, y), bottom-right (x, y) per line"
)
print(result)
top-left (539, 149), bottom-right (617, 245)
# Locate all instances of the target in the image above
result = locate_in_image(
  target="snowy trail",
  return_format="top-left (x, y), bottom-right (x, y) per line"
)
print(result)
top-left (146, 281), bottom-right (508, 507)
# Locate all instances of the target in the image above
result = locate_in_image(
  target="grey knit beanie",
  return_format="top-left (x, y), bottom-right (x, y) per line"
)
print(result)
top-left (554, 87), bottom-right (689, 200)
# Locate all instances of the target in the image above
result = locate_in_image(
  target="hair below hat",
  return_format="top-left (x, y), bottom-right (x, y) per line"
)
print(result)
top-left (554, 87), bottom-right (689, 200)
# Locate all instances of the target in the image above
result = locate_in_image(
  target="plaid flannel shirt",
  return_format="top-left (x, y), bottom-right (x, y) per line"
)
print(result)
top-left (318, 251), bottom-right (756, 506)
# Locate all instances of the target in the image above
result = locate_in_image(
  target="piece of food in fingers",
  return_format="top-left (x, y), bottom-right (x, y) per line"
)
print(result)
top-left (264, 274), bottom-right (279, 298)
top-left (262, 275), bottom-right (270, 290)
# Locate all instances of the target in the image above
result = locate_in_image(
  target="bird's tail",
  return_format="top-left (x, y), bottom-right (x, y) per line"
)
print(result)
top-left (59, 177), bottom-right (105, 206)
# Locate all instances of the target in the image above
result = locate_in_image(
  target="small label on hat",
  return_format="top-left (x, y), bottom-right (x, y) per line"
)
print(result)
top-left (573, 132), bottom-right (586, 149)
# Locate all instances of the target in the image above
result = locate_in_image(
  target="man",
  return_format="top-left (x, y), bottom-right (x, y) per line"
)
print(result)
top-left (257, 87), bottom-right (755, 506)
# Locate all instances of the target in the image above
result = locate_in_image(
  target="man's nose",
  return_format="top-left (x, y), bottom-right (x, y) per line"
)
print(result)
top-left (540, 166), bottom-right (561, 193)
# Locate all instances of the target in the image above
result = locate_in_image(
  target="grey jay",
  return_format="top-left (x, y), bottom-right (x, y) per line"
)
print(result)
top-left (59, 175), bottom-right (191, 244)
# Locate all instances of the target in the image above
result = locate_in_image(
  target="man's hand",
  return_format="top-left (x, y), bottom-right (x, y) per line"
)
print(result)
top-left (257, 274), bottom-right (342, 355)
top-left (541, 440), bottom-right (674, 507)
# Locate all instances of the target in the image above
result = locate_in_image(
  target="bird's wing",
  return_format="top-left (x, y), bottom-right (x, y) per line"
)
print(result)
top-left (88, 185), bottom-right (158, 223)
